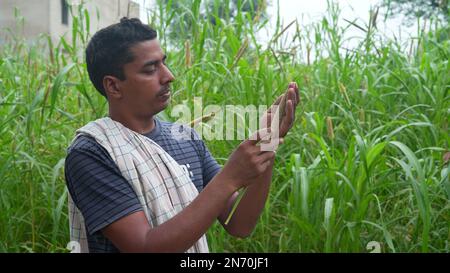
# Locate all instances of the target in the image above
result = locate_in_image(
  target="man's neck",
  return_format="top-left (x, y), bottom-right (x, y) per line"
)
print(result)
top-left (108, 109), bottom-right (156, 135)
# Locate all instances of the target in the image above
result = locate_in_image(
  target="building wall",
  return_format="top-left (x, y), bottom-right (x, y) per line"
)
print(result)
top-left (49, 0), bottom-right (140, 42)
top-left (0, 0), bottom-right (50, 40)
top-left (1, 0), bottom-right (140, 43)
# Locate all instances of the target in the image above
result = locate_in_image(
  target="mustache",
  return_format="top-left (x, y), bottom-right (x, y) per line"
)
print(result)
top-left (157, 85), bottom-right (171, 96)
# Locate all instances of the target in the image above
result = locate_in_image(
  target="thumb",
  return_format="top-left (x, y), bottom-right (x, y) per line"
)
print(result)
top-left (245, 128), bottom-right (272, 145)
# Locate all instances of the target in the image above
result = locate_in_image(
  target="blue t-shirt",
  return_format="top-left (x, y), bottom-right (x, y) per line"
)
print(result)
top-left (64, 118), bottom-right (222, 252)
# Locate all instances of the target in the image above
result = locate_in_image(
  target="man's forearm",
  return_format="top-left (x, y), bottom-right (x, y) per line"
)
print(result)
top-left (219, 157), bottom-right (275, 237)
top-left (104, 132), bottom-right (280, 252)
top-left (143, 170), bottom-right (237, 252)
top-left (147, 156), bottom-right (275, 251)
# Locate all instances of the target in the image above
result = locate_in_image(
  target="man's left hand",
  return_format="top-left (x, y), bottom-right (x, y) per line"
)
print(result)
top-left (260, 82), bottom-right (300, 138)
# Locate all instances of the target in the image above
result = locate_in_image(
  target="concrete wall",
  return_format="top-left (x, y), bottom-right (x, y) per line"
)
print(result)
top-left (0, 0), bottom-right (140, 43)
top-left (49, 0), bottom-right (71, 42)
top-left (49, 0), bottom-right (140, 42)
top-left (0, 0), bottom-right (50, 40)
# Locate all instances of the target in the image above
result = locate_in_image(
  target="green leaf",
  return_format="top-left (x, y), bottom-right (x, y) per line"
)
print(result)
top-left (366, 142), bottom-right (387, 169)
top-left (49, 63), bottom-right (75, 119)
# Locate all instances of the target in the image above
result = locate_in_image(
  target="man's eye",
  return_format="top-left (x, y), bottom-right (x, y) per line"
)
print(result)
top-left (144, 67), bottom-right (156, 74)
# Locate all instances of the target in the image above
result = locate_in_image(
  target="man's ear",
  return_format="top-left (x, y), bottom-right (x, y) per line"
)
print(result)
top-left (103, 76), bottom-right (122, 99)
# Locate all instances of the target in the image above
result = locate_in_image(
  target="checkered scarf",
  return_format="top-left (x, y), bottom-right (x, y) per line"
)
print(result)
top-left (68, 117), bottom-right (209, 253)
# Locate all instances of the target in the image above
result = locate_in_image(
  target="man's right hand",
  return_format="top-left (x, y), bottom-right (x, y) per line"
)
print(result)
top-left (221, 128), bottom-right (283, 191)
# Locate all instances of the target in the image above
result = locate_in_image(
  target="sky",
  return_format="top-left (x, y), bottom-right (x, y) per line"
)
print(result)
top-left (263, 0), bottom-right (416, 40)
top-left (133, 0), bottom-right (418, 47)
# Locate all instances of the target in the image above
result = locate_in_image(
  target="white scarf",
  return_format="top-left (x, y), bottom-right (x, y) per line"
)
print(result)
top-left (68, 117), bottom-right (209, 253)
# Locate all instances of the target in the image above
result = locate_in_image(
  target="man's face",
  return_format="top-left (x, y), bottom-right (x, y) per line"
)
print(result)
top-left (117, 39), bottom-right (174, 117)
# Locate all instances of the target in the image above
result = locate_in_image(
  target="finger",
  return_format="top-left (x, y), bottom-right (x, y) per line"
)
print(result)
top-left (258, 150), bottom-right (276, 164)
top-left (268, 95), bottom-right (284, 112)
top-left (259, 113), bottom-right (269, 129)
top-left (265, 112), bottom-right (272, 128)
top-left (258, 137), bottom-right (284, 155)
top-left (259, 137), bottom-right (284, 152)
top-left (246, 127), bottom-right (272, 145)
top-left (281, 100), bottom-right (295, 133)
top-left (295, 84), bottom-right (300, 105)
top-left (286, 100), bottom-right (295, 124)
top-left (266, 103), bottom-right (277, 114)
top-left (287, 88), bottom-right (298, 106)
top-left (274, 94), bottom-right (283, 105)
top-left (287, 88), bottom-right (296, 106)
top-left (289, 82), bottom-right (300, 106)
top-left (288, 98), bottom-right (295, 113)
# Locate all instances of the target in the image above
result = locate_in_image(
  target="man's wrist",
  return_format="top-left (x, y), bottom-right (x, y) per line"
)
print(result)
top-left (214, 170), bottom-right (241, 194)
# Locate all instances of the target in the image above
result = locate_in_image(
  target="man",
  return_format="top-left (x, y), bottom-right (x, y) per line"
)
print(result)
top-left (64, 17), bottom-right (299, 253)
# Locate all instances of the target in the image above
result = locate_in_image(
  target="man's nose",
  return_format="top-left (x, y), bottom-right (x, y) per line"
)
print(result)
top-left (161, 64), bottom-right (175, 83)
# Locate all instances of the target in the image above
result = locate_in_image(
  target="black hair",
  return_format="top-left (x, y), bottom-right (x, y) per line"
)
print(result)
top-left (85, 17), bottom-right (157, 97)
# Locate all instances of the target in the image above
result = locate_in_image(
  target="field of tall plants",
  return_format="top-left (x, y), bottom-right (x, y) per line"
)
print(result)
top-left (0, 0), bottom-right (449, 252)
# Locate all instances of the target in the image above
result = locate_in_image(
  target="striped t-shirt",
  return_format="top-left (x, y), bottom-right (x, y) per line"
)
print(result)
top-left (64, 118), bottom-right (222, 253)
